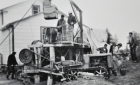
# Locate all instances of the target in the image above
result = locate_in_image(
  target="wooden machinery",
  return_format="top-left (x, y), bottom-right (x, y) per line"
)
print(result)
top-left (18, 0), bottom-right (111, 85)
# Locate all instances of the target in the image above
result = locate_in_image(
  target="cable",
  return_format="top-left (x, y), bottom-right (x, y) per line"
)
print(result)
top-left (0, 0), bottom-right (38, 46)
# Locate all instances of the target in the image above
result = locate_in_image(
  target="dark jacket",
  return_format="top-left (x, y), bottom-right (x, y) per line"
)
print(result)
top-left (97, 47), bottom-right (108, 53)
top-left (128, 36), bottom-right (136, 47)
top-left (57, 19), bottom-right (66, 26)
top-left (57, 19), bottom-right (66, 32)
top-left (7, 54), bottom-right (18, 66)
top-left (67, 15), bottom-right (76, 26)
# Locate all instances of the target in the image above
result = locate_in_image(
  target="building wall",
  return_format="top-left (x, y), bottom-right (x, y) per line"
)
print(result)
top-left (0, 27), bottom-right (12, 64)
top-left (3, 0), bottom-right (43, 25)
top-left (14, 13), bottom-right (63, 64)
top-left (0, 14), bottom-right (2, 27)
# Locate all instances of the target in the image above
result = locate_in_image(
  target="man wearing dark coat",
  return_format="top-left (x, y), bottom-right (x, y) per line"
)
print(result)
top-left (67, 12), bottom-right (76, 27)
top-left (97, 44), bottom-right (108, 53)
top-left (127, 32), bottom-right (137, 62)
top-left (6, 52), bottom-right (18, 79)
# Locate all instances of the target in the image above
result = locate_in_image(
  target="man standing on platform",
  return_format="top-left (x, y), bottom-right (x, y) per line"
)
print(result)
top-left (97, 44), bottom-right (108, 53)
top-left (57, 15), bottom-right (66, 41)
top-left (67, 12), bottom-right (76, 27)
top-left (127, 32), bottom-right (137, 63)
top-left (6, 52), bottom-right (18, 80)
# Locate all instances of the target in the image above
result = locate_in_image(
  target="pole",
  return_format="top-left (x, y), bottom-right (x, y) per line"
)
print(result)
top-left (47, 47), bottom-right (55, 85)
top-left (79, 11), bottom-right (84, 62)
top-left (11, 25), bottom-right (15, 52)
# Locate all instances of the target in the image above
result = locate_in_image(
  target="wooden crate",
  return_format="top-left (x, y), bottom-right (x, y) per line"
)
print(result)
top-left (77, 37), bottom-right (82, 43)
top-left (62, 25), bottom-right (67, 41)
top-left (67, 31), bottom-right (73, 41)
top-left (68, 25), bottom-right (74, 31)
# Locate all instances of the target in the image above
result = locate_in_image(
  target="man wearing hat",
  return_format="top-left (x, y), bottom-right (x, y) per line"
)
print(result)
top-left (6, 52), bottom-right (18, 80)
top-left (67, 12), bottom-right (76, 27)
top-left (57, 15), bottom-right (66, 40)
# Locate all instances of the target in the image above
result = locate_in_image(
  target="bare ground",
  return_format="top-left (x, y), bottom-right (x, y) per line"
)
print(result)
top-left (0, 61), bottom-right (140, 85)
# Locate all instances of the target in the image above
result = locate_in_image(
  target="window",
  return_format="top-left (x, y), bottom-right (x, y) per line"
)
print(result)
top-left (32, 5), bottom-right (40, 15)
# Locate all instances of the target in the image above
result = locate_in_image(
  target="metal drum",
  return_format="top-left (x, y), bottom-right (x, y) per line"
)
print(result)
top-left (19, 49), bottom-right (33, 64)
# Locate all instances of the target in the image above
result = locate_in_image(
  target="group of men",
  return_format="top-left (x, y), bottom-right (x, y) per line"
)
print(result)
top-left (49, 12), bottom-right (76, 42)
top-left (97, 32), bottom-right (138, 76)
top-left (97, 32), bottom-right (138, 63)
top-left (57, 12), bottom-right (76, 34)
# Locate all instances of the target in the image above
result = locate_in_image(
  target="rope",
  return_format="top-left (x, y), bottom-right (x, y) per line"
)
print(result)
top-left (0, 0), bottom-right (38, 46)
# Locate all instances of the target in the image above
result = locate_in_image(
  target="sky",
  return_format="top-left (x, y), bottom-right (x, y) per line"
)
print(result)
top-left (0, 0), bottom-right (140, 49)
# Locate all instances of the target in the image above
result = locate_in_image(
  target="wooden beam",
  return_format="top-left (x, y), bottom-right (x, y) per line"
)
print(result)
top-left (47, 47), bottom-right (55, 85)
top-left (69, 0), bottom-right (82, 12)
top-left (11, 25), bottom-right (15, 52)
top-left (43, 44), bottom-right (73, 47)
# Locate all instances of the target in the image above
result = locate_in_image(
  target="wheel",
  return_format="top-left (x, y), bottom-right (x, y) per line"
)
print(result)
top-left (23, 78), bottom-right (32, 85)
top-left (16, 70), bottom-right (22, 80)
top-left (94, 66), bottom-right (109, 79)
top-left (65, 69), bottom-right (78, 81)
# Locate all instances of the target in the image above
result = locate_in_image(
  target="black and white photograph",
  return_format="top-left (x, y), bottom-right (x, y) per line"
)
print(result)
top-left (0, 0), bottom-right (140, 85)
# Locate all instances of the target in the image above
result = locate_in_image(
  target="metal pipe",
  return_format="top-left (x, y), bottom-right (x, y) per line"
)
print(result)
top-left (11, 25), bottom-right (15, 52)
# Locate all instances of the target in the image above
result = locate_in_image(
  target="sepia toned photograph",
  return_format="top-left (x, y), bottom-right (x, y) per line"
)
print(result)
top-left (0, 0), bottom-right (140, 85)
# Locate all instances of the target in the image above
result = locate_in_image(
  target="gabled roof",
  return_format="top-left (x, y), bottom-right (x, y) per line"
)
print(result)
top-left (0, 12), bottom-right (42, 31)
top-left (0, 10), bottom-right (67, 31)
top-left (0, 0), bottom-right (27, 10)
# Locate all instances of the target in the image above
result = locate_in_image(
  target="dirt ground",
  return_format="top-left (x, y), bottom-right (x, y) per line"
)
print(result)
top-left (1, 61), bottom-right (140, 85)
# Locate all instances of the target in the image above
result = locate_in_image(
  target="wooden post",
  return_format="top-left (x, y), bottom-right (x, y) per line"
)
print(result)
top-left (47, 47), bottom-right (55, 85)
top-left (37, 47), bottom-right (41, 67)
top-left (11, 25), bottom-right (15, 52)
top-left (34, 47), bottom-right (38, 66)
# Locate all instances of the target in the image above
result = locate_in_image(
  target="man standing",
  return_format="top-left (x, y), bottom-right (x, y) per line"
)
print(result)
top-left (67, 12), bottom-right (76, 27)
top-left (113, 43), bottom-right (122, 54)
top-left (6, 52), bottom-right (18, 80)
top-left (127, 32), bottom-right (137, 62)
top-left (97, 44), bottom-right (108, 53)
top-left (109, 43), bottom-right (116, 55)
top-left (57, 15), bottom-right (66, 41)
top-left (111, 43), bottom-right (122, 76)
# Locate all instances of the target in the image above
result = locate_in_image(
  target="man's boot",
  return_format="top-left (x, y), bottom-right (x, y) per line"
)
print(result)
top-left (112, 70), bottom-right (117, 76)
top-left (11, 74), bottom-right (15, 79)
top-left (6, 75), bottom-right (9, 80)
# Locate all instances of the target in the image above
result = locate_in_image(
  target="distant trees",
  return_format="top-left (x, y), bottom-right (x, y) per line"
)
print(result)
top-left (106, 28), bottom-right (118, 45)
top-left (132, 31), bottom-right (140, 45)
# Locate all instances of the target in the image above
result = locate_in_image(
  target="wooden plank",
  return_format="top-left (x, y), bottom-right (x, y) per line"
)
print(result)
top-left (47, 47), bottom-right (55, 85)
top-left (28, 42), bottom-right (86, 48)
top-left (87, 53), bottom-right (112, 57)
top-left (28, 44), bottom-right (43, 48)
top-left (39, 70), bottom-right (63, 76)
top-left (34, 47), bottom-right (38, 65)
top-left (47, 75), bottom-right (53, 85)
top-left (43, 44), bottom-right (73, 47)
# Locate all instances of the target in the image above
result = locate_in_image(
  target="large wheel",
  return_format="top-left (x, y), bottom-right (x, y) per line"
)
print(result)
top-left (19, 49), bottom-right (33, 64)
top-left (94, 66), bottom-right (109, 79)
top-left (64, 69), bottom-right (78, 81)
top-left (16, 70), bottom-right (22, 80)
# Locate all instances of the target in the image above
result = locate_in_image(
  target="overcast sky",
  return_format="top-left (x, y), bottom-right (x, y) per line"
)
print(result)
top-left (1, 0), bottom-right (140, 49)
